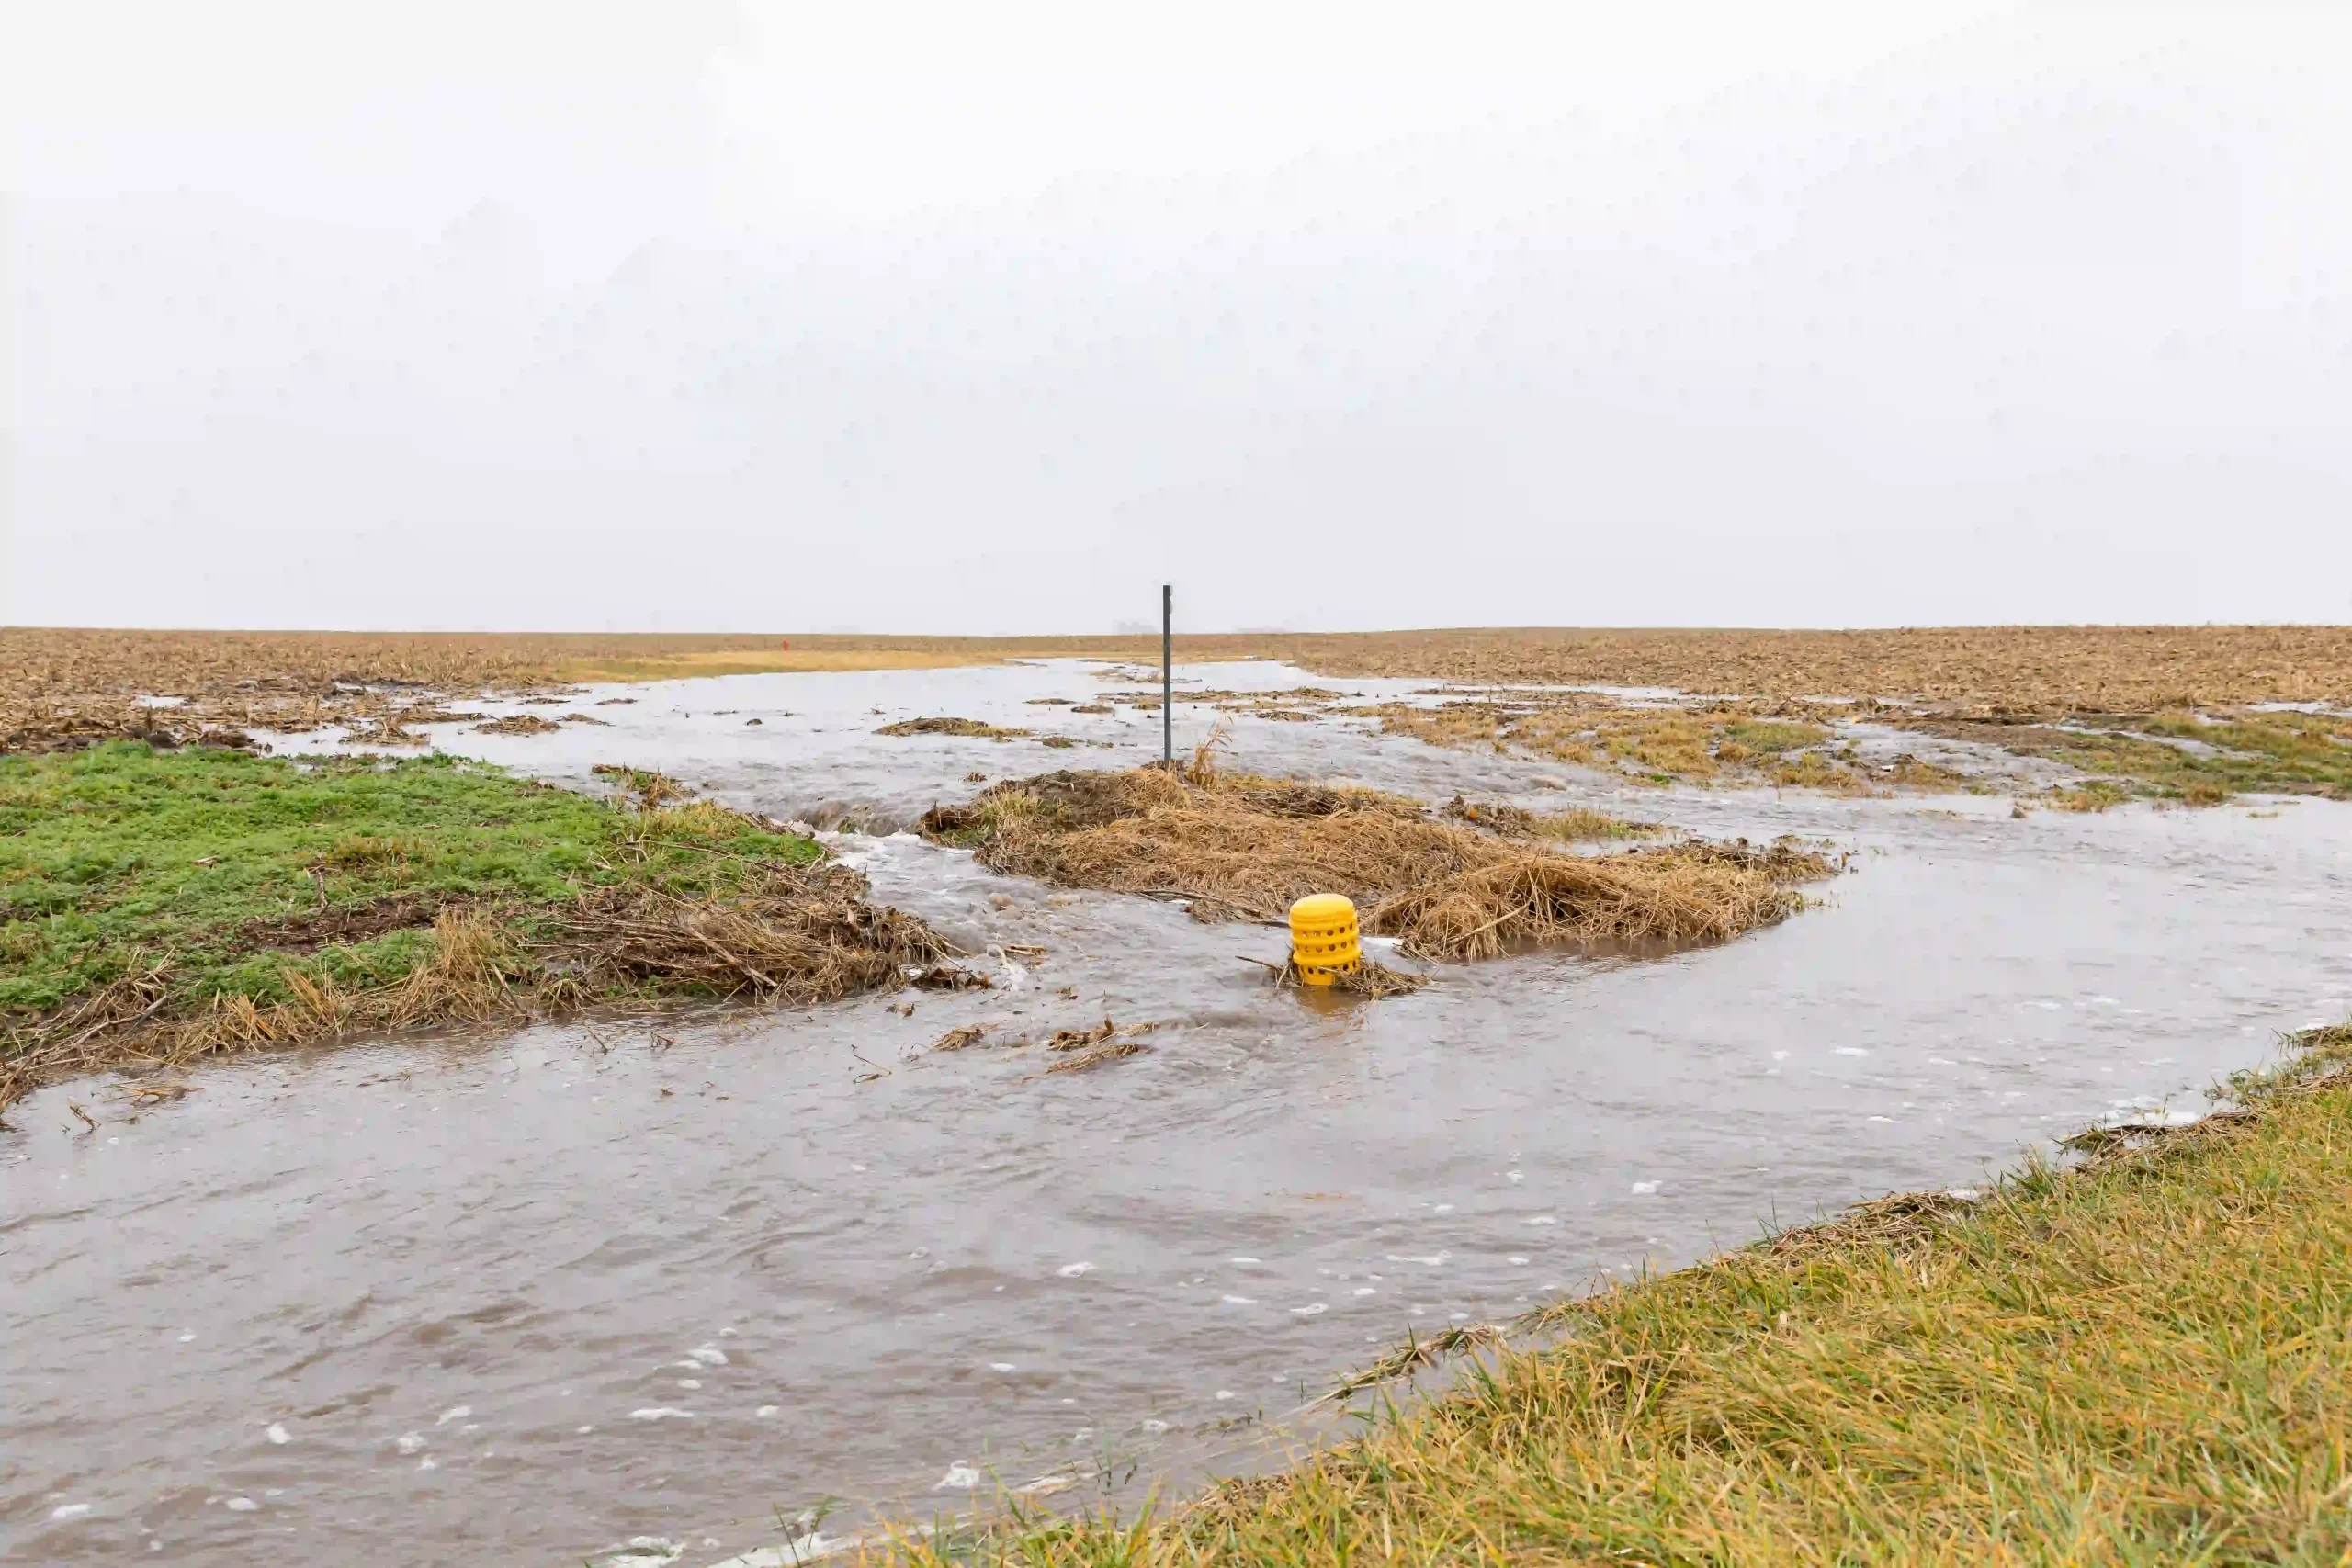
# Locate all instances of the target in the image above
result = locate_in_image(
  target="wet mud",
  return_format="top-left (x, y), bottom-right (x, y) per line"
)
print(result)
top-left (6, 661), bottom-right (2352, 1566)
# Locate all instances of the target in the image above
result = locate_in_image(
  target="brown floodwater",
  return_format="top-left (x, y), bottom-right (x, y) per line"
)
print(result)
top-left (6, 661), bottom-right (2351, 1566)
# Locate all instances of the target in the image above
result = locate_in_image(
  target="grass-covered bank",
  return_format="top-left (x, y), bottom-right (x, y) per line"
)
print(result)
top-left (910, 1025), bottom-right (2352, 1566)
top-left (0, 742), bottom-right (960, 1108)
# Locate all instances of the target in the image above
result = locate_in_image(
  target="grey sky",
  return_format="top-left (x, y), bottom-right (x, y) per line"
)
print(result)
top-left (6, 2), bottom-right (2349, 634)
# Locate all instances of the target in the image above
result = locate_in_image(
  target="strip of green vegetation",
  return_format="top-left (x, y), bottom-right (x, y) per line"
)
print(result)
top-left (0, 742), bottom-right (819, 1020)
top-left (1948, 710), bottom-right (2352, 806)
top-left (1719, 717), bottom-right (1830, 755)
top-left (930, 1025), bottom-right (2352, 1565)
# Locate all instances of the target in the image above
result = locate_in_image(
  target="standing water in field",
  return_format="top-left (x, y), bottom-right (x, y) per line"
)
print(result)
top-left (6, 661), bottom-right (2351, 1566)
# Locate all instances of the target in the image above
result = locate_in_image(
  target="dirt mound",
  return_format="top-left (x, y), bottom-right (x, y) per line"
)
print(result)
top-left (919, 765), bottom-right (1833, 961)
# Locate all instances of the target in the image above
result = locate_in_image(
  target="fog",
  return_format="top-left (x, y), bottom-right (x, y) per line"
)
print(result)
top-left (6, 2), bottom-right (2350, 633)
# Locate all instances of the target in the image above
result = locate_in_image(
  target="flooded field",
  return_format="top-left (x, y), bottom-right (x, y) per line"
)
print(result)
top-left (6, 661), bottom-right (2351, 1566)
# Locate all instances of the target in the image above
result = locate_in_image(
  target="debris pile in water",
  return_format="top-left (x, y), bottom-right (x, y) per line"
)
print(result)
top-left (919, 758), bottom-right (1835, 962)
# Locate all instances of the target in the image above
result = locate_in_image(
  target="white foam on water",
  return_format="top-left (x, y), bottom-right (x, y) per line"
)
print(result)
top-left (1228, 1257), bottom-right (1261, 1265)
top-left (1057, 1261), bottom-right (1094, 1277)
top-left (629, 1407), bottom-right (695, 1421)
top-left (417, 1456), bottom-right (438, 1472)
top-left (1835, 1047), bottom-right (1871, 1057)
top-left (1140, 1418), bottom-right (1170, 1433)
top-left (436, 1404), bottom-right (471, 1425)
top-left (1507, 1256), bottom-right (1530, 1265)
top-left (698, 1523), bottom-right (933, 1566)
top-left (688, 1346), bottom-right (729, 1365)
top-left (1351, 1287), bottom-right (1376, 1296)
top-left (1386, 1252), bottom-right (1450, 1266)
top-left (934, 1462), bottom-right (982, 1490)
top-left (1528, 1212), bottom-right (1564, 1222)
top-left (394, 1432), bottom-right (425, 1455)
top-left (1291, 1303), bottom-right (1328, 1316)
top-left (224, 1497), bottom-right (258, 1511)
top-left (51, 1504), bottom-right (92, 1521)
top-left (677, 1379), bottom-right (703, 1390)
top-left (1220, 1294), bottom-right (1256, 1305)
top-left (1631, 1181), bottom-right (1660, 1195)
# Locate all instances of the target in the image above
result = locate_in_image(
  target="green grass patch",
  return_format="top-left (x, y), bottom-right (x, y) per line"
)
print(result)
top-left (1721, 718), bottom-right (1830, 754)
top-left (1939, 712), bottom-right (2352, 806)
top-left (909, 1025), bottom-right (2352, 1565)
top-left (0, 742), bottom-right (820, 1021)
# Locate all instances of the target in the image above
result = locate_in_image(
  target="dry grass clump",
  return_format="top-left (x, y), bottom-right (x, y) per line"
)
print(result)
top-left (893, 1026), bottom-right (2352, 1567)
top-left (1440, 795), bottom-right (1658, 840)
top-left (1370, 846), bottom-right (1820, 960)
top-left (551, 861), bottom-right (956, 1006)
top-left (876, 716), bottom-right (1031, 739)
top-left (920, 764), bottom-right (1830, 961)
top-left (475, 713), bottom-right (563, 736)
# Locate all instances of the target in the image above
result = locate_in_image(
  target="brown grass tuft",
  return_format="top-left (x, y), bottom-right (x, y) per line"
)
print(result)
top-left (920, 767), bottom-right (1833, 962)
top-left (552, 862), bottom-right (956, 1005)
top-left (876, 716), bottom-right (1029, 739)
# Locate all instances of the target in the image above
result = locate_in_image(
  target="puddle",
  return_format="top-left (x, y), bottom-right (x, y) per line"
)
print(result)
top-left (5, 661), bottom-right (2351, 1565)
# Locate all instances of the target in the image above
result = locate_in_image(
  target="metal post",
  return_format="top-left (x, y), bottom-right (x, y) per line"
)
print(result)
top-left (1161, 583), bottom-right (1174, 766)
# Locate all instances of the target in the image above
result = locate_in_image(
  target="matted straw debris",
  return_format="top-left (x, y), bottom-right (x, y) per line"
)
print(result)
top-left (876, 716), bottom-right (1029, 739)
top-left (919, 761), bottom-right (1835, 963)
top-left (1271, 956), bottom-right (1429, 997)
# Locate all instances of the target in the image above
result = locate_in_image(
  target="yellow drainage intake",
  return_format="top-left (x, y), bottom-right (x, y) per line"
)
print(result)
top-left (1289, 894), bottom-right (1363, 987)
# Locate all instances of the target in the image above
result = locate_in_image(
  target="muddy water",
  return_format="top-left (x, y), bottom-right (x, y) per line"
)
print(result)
top-left (6, 662), bottom-right (2351, 1566)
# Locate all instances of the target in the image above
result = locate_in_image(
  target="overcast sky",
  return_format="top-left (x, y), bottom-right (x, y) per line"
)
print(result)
top-left (5, 2), bottom-right (2349, 634)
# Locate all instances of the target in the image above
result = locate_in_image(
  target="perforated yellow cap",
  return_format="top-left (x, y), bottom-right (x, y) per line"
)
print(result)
top-left (1288, 893), bottom-right (1358, 928)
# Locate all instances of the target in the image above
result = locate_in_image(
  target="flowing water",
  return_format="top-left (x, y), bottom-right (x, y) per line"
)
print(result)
top-left (6, 661), bottom-right (2351, 1565)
